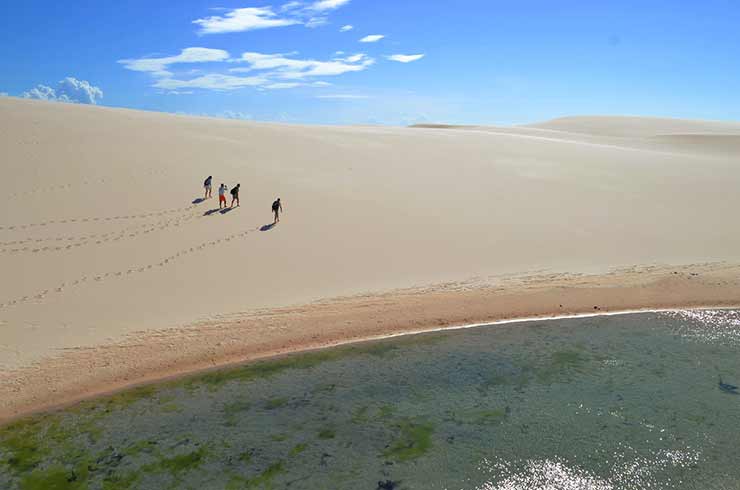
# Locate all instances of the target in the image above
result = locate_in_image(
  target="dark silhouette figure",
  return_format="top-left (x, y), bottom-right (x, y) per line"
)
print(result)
top-left (272, 198), bottom-right (283, 224)
top-left (719, 375), bottom-right (739, 394)
top-left (230, 184), bottom-right (241, 208)
top-left (203, 176), bottom-right (213, 199)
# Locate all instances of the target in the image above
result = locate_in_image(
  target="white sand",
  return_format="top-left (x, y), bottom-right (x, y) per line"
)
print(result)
top-left (2, 97), bottom-right (740, 380)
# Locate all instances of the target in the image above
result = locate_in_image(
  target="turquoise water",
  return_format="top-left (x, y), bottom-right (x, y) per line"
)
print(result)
top-left (2, 310), bottom-right (740, 489)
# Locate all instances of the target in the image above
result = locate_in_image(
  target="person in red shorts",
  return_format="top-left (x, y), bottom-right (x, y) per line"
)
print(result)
top-left (218, 183), bottom-right (228, 209)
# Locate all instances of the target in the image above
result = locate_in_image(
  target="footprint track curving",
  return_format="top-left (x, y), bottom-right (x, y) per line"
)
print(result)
top-left (0, 202), bottom-right (201, 231)
top-left (0, 209), bottom-right (210, 253)
top-left (0, 225), bottom-right (263, 310)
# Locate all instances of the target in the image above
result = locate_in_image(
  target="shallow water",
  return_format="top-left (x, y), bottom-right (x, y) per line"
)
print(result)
top-left (2, 310), bottom-right (740, 489)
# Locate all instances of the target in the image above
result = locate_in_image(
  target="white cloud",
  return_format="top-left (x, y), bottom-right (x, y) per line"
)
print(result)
top-left (194, 2), bottom-right (350, 35)
top-left (193, 7), bottom-right (298, 34)
top-left (340, 24), bottom-right (353, 32)
top-left (359, 34), bottom-right (384, 43)
top-left (22, 77), bottom-right (103, 104)
top-left (311, 0), bottom-right (351, 11)
top-left (240, 52), bottom-right (374, 79)
top-left (122, 49), bottom-right (368, 91)
top-left (264, 82), bottom-right (303, 89)
top-left (387, 54), bottom-right (425, 63)
top-left (316, 94), bottom-right (369, 99)
top-left (281, 1), bottom-right (303, 12)
top-left (118, 48), bottom-right (230, 77)
top-left (222, 111), bottom-right (253, 120)
top-left (305, 17), bottom-right (328, 28)
top-left (343, 53), bottom-right (367, 63)
top-left (153, 74), bottom-right (267, 90)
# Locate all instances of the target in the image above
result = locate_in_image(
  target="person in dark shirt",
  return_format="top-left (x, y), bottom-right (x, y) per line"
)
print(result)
top-left (203, 176), bottom-right (213, 199)
top-left (272, 198), bottom-right (283, 223)
top-left (230, 184), bottom-right (241, 208)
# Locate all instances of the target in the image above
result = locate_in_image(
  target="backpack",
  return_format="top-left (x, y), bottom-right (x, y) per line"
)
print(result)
top-left (231, 187), bottom-right (238, 197)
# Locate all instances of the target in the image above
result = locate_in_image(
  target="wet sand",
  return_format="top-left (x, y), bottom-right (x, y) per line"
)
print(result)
top-left (2, 262), bottom-right (740, 424)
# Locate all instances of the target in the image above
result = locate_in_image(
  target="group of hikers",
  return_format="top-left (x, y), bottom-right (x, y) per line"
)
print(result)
top-left (204, 176), bottom-right (283, 224)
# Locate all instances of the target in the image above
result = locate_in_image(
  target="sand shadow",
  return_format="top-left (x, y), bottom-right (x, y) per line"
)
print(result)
top-left (192, 198), bottom-right (206, 205)
top-left (260, 223), bottom-right (276, 232)
top-left (220, 207), bottom-right (236, 215)
top-left (204, 209), bottom-right (221, 216)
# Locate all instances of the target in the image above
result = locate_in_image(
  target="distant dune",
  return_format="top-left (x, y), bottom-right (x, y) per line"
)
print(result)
top-left (527, 115), bottom-right (740, 137)
top-left (3, 98), bottom-right (740, 421)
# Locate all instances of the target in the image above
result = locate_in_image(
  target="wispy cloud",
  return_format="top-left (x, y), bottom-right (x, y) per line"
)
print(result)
top-left (316, 94), bottom-right (370, 99)
top-left (222, 110), bottom-right (253, 120)
top-left (118, 48), bottom-right (230, 77)
top-left (121, 47), bottom-right (370, 91)
top-left (240, 52), bottom-right (374, 79)
top-left (22, 77), bottom-right (103, 104)
top-left (264, 82), bottom-right (303, 89)
top-left (311, 0), bottom-right (351, 11)
top-left (387, 54), bottom-right (425, 63)
top-left (193, 7), bottom-right (299, 35)
top-left (281, 1), bottom-right (303, 12)
top-left (194, 2), bottom-right (351, 35)
top-left (359, 34), bottom-right (384, 43)
top-left (340, 24), bottom-right (353, 32)
top-left (153, 74), bottom-right (267, 91)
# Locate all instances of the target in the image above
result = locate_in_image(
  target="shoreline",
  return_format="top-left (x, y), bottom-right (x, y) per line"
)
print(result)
top-left (2, 261), bottom-right (740, 426)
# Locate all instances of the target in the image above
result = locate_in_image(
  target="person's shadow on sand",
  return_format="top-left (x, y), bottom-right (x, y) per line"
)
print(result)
top-left (220, 207), bottom-right (235, 215)
top-left (204, 209), bottom-right (220, 216)
top-left (260, 223), bottom-right (275, 232)
top-left (192, 198), bottom-right (206, 204)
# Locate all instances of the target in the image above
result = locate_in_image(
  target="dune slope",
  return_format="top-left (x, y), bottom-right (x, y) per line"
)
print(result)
top-left (2, 98), bottom-right (740, 419)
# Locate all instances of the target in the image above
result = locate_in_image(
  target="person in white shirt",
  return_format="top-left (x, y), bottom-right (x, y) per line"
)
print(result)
top-left (218, 183), bottom-right (228, 209)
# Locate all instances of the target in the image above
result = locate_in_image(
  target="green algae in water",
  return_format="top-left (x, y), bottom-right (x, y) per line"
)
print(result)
top-left (289, 443), bottom-right (307, 456)
top-left (383, 419), bottom-right (434, 462)
top-left (263, 397), bottom-right (288, 410)
top-left (3, 311), bottom-right (740, 489)
top-left (227, 461), bottom-right (285, 490)
top-left (318, 428), bottom-right (336, 440)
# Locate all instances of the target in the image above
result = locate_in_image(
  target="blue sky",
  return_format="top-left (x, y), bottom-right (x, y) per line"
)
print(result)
top-left (2, 0), bottom-right (740, 125)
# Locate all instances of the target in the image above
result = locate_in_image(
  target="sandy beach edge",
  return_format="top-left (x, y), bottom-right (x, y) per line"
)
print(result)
top-left (2, 261), bottom-right (740, 427)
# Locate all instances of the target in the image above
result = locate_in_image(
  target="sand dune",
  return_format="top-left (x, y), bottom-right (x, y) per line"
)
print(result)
top-left (2, 97), bottom-right (740, 421)
top-left (526, 115), bottom-right (740, 137)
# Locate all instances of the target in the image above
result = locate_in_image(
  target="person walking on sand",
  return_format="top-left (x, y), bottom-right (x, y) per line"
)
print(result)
top-left (218, 183), bottom-right (228, 209)
top-left (230, 184), bottom-right (241, 208)
top-left (272, 198), bottom-right (283, 224)
top-left (203, 176), bottom-right (213, 199)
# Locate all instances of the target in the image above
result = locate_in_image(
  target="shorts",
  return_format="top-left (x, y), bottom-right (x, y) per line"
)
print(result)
top-left (205, 184), bottom-right (212, 191)
top-left (219, 195), bottom-right (226, 203)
